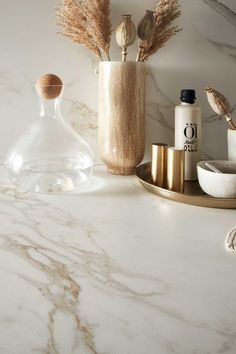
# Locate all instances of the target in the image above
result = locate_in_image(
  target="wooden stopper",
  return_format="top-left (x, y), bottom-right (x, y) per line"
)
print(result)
top-left (36, 74), bottom-right (63, 100)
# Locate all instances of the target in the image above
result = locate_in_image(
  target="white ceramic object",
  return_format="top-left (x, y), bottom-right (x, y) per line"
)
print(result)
top-left (197, 160), bottom-right (236, 198)
top-left (228, 129), bottom-right (236, 161)
top-left (175, 97), bottom-right (202, 181)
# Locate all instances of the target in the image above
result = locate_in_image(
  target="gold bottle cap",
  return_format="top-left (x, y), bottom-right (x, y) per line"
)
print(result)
top-left (151, 143), bottom-right (168, 188)
top-left (167, 147), bottom-right (185, 193)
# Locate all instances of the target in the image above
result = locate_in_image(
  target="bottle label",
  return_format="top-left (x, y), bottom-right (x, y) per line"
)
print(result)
top-left (184, 123), bottom-right (199, 153)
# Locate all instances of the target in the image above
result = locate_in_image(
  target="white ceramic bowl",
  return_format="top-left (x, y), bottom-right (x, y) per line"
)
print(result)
top-left (197, 161), bottom-right (236, 198)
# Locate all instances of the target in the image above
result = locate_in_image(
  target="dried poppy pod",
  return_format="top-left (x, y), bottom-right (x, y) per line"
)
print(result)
top-left (116, 14), bottom-right (136, 62)
top-left (36, 74), bottom-right (63, 100)
top-left (205, 86), bottom-right (236, 130)
top-left (205, 86), bottom-right (230, 115)
top-left (137, 10), bottom-right (155, 40)
top-left (136, 10), bottom-right (155, 61)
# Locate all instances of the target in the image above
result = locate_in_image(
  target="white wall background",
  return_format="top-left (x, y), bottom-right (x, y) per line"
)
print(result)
top-left (0, 0), bottom-right (235, 162)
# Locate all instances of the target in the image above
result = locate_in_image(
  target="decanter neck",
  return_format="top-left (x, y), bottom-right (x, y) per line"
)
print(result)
top-left (39, 97), bottom-right (61, 119)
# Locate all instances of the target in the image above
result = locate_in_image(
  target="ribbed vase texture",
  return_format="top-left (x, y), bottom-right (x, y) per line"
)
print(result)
top-left (99, 61), bottom-right (146, 175)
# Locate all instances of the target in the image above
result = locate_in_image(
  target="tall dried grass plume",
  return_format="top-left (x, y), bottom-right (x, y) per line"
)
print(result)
top-left (56, 0), bottom-right (112, 61)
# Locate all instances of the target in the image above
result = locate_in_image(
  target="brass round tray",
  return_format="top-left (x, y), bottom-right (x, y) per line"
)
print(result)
top-left (136, 162), bottom-right (236, 209)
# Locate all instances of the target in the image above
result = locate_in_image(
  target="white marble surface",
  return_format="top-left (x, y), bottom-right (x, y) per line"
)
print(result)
top-left (0, 1), bottom-right (236, 353)
top-left (0, 164), bottom-right (235, 354)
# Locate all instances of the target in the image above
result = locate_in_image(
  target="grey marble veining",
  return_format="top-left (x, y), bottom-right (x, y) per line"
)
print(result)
top-left (0, 2), bottom-right (235, 353)
top-left (203, 0), bottom-right (236, 28)
top-left (0, 165), bottom-right (236, 353)
top-left (209, 40), bottom-right (236, 60)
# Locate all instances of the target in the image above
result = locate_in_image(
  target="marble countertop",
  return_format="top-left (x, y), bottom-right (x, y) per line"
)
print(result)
top-left (0, 165), bottom-right (236, 354)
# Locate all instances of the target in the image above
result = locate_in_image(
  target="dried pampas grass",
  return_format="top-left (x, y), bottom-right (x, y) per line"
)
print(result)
top-left (56, 0), bottom-right (112, 61)
top-left (56, 0), bottom-right (182, 62)
top-left (137, 0), bottom-right (182, 62)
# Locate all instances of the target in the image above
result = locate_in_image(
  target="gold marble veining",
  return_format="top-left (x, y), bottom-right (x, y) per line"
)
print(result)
top-left (99, 62), bottom-right (146, 175)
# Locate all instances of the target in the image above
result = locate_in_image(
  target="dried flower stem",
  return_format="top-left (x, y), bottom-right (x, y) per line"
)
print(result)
top-left (205, 87), bottom-right (236, 130)
top-left (136, 10), bottom-right (156, 61)
top-left (226, 115), bottom-right (236, 130)
top-left (137, 0), bottom-right (181, 62)
top-left (116, 15), bottom-right (136, 62)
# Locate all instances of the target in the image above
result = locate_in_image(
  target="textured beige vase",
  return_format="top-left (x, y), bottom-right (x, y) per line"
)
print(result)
top-left (99, 61), bottom-right (146, 175)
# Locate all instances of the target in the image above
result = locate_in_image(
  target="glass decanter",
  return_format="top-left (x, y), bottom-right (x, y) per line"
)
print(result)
top-left (5, 74), bottom-right (94, 193)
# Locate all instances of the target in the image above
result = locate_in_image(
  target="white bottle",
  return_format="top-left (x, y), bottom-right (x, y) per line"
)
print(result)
top-left (175, 89), bottom-right (202, 181)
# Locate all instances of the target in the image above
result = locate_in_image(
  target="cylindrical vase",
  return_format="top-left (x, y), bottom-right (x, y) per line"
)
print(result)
top-left (99, 61), bottom-right (146, 175)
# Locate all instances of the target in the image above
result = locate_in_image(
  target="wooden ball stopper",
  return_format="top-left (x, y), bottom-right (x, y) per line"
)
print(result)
top-left (36, 74), bottom-right (63, 100)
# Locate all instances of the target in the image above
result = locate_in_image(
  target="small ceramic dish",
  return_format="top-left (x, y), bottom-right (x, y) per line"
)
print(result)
top-left (197, 161), bottom-right (236, 198)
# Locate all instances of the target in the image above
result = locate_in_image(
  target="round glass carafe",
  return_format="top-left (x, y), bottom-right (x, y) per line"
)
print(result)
top-left (5, 86), bottom-right (94, 193)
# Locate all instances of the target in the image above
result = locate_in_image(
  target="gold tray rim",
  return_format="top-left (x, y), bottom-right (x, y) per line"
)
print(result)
top-left (136, 162), bottom-right (236, 209)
